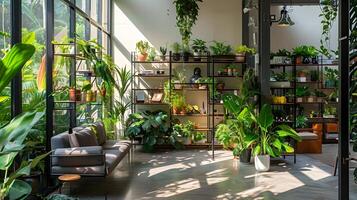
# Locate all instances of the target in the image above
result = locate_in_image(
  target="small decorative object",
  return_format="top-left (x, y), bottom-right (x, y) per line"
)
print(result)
top-left (141, 70), bottom-right (154, 75)
top-left (151, 93), bottom-right (163, 102)
top-left (156, 70), bottom-right (165, 75)
top-left (190, 67), bottom-right (202, 86)
top-left (307, 95), bottom-right (316, 103)
top-left (136, 91), bottom-right (145, 102)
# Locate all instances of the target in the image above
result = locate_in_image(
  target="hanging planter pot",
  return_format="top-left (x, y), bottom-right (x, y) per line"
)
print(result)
top-left (254, 155), bottom-right (270, 172)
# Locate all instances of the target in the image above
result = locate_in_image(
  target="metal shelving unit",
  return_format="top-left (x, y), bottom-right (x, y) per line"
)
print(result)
top-left (131, 52), bottom-right (247, 158)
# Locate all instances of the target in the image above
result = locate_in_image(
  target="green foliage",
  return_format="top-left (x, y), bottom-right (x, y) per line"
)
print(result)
top-left (159, 46), bottom-right (167, 56)
top-left (209, 41), bottom-right (232, 55)
top-left (292, 45), bottom-right (319, 57)
top-left (240, 68), bottom-right (259, 99)
top-left (191, 39), bottom-right (207, 53)
top-left (136, 40), bottom-right (149, 55)
top-left (324, 67), bottom-right (338, 81)
top-left (235, 45), bottom-right (256, 54)
top-left (319, 0), bottom-right (338, 58)
top-left (147, 47), bottom-right (157, 61)
top-left (271, 71), bottom-right (289, 82)
top-left (314, 89), bottom-right (327, 97)
top-left (45, 194), bottom-right (78, 200)
top-left (171, 42), bottom-right (182, 54)
top-left (271, 49), bottom-right (291, 57)
top-left (244, 104), bottom-right (301, 157)
top-left (125, 111), bottom-right (176, 152)
top-left (296, 86), bottom-right (310, 97)
top-left (296, 115), bottom-right (308, 129)
top-left (173, 0), bottom-right (202, 49)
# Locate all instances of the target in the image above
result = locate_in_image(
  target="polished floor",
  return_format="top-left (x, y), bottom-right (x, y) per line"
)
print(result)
top-left (68, 148), bottom-right (357, 200)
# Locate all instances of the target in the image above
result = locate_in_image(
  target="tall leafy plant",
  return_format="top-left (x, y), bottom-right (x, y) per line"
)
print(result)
top-left (0, 43), bottom-right (49, 200)
top-left (319, 0), bottom-right (338, 58)
top-left (173, 0), bottom-right (202, 49)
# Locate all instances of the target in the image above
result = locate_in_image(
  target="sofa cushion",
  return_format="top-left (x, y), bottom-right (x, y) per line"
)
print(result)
top-left (68, 133), bottom-right (80, 147)
top-left (52, 146), bottom-right (104, 167)
top-left (73, 127), bottom-right (98, 147)
top-left (298, 132), bottom-right (318, 140)
top-left (51, 132), bottom-right (70, 150)
top-left (91, 122), bottom-right (107, 145)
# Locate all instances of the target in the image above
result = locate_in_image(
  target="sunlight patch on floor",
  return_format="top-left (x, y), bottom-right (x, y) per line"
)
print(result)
top-left (299, 164), bottom-right (331, 181)
top-left (151, 178), bottom-right (201, 198)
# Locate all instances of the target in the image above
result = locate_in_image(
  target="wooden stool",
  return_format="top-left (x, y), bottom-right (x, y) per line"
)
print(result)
top-left (58, 174), bottom-right (81, 194)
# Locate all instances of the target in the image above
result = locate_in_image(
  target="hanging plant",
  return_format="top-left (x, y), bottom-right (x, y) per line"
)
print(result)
top-left (319, 0), bottom-right (338, 58)
top-left (173, 0), bottom-right (202, 50)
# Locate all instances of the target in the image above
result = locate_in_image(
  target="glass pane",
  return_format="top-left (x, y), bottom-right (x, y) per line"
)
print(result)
top-left (91, 0), bottom-right (98, 22)
top-left (103, 0), bottom-right (109, 31)
top-left (75, 0), bottom-right (86, 12)
top-left (54, 0), bottom-right (70, 39)
top-left (0, 0), bottom-right (11, 126)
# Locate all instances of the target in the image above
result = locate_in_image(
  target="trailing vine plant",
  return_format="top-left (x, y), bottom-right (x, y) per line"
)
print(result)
top-left (173, 0), bottom-right (202, 50)
top-left (319, 0), bottom-right (338, 58)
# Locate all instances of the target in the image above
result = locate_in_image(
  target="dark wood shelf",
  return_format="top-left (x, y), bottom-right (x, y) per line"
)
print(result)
top-left (134, 102), bottom-right (169, 105)
top-left (135, 74), bottom-right (170, 78)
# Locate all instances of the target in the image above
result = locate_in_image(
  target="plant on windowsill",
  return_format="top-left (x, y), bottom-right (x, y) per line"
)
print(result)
top-left (135, 40), bottom-right (150, 61)
top-left (245, 104), bottom-right (302, 172)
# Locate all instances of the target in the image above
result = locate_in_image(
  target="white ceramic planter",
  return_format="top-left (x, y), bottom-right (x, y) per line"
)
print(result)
top-left (296, 77), bottom-right (307, 82)
top-left (254, 155), bottom-right (270, 172)
top-left (270, 81), bottom-right (291, 88)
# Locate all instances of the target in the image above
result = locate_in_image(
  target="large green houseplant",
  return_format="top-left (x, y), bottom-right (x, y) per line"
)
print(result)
top-left (0, 43), bottom-right (50, 200)
top-left (244, 104), bottom-right (301, 172)
top-left (173, 0), bottom-right (202, 51)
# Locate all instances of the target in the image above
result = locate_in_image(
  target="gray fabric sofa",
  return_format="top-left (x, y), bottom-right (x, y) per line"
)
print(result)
top-left (51, 122), bottom-right (131, 176)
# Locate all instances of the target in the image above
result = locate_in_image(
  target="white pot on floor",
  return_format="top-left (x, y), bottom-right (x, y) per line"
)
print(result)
top-left (254, 155), bottom-right (270, 172)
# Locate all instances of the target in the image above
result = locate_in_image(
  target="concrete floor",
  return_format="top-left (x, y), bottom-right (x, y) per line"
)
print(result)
top-left (67, 148), bottom-right (357, 200)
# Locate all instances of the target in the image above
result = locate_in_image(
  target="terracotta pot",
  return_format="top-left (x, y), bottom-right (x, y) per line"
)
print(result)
top-left (73, 89), bottom-right (81, 101)
top-left (312, 124), bottom-right (323, 132)
top-left (137, 53), bottom-right (148, 61)
top-left (172, 107), bottom-right (179, 114)
top-left (69, 88), bottom-right (76, 101)
top-left (235, 53), bottom-right (246, 63)
top-left (296, 56), bottom-right (303, 64)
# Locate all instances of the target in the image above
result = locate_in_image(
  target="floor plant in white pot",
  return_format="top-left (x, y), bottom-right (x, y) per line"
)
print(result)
top-left (245, 104), bottom-right (301, 172)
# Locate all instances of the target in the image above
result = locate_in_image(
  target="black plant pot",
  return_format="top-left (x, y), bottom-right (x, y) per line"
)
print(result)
top-left (183, 52), bottom-right (190, 62)
top-left (23, 171), bottom-right (42, 195)
top-left (302, 57), bottom-right (311, 64)
top-left (240, 149), bottom-right (251, 163)
top-left (173, 53), bottom-right (181, 61)
top-left (311, 57), bottom-right (319, 64)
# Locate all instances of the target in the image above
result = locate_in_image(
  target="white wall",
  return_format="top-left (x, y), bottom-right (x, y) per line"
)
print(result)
top-left (270, 6), bottom-right (338, 54)
top-left (112, 0), bottom-right (243, 66)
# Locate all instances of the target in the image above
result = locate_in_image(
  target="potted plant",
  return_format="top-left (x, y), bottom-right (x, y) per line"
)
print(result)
top-left (307, 46), bottom-right (319, 64)
top-left (172, 69), bottom-right (186, 89)
top-left (270, 71), bottom-right (291, 88)
top-left (172, 42), bottom-right (182, 61)
top-left (192, 38), bottom-right (207, 61)
top-left (307, 89), bottom-right (316, 102)
top-left (323, 105), bottom-right (337, 118)
top-left (147, 47), bottom-right (157, 61)
top-left (172, 123), bottom-right (191, 145)
top-left (182, 44), bottom-right (191, 62)
top-left (296, 115), bottom-right (309, 130)
top-left (195, 77), bottom-right (210, 90)
top-left (314, 89), bottom-right (327, 102)
top-left (292, 46), bottom-right (305, 64)
top-left (296, 86), bottom-right (309, 103)
top-left (81, 80), bottom-right (92, 102)
top-left (324, 68), bottom-right (338, 88)
top-left (172, 94), bottom-right (186, 114)
top-left (185, 104), bottom-right (200, 114)
top-left (69, 87), bottom-right (81, 101)
top-left (271, 49), bottom-right (292, 64)
top-left (245, 104), bottom-right (301, 172)
top-left (296, 70), bottom-right (308, 82)
top-left (235, 45), bottom-right (255, 62)
top-left (286, 91), bottom-right (295, 103)
top-left (192, 131), bottom-right (206, 144)
top-left (209, 41), bottom-right (232, 56)
top-left (173, 0), bottom-right (202, 56)
top-left (160, 46), bottom-right (167, 61)
top-left (136, 40), bottom-right (149, 61)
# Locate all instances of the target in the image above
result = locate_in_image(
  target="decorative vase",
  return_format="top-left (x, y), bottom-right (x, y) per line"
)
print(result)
top-left (240, 149), bottom-right (251, 163)
top-left (255, 155), bottom-right (270, 172)
top-left (137, 53), bottom-right (148, 62)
